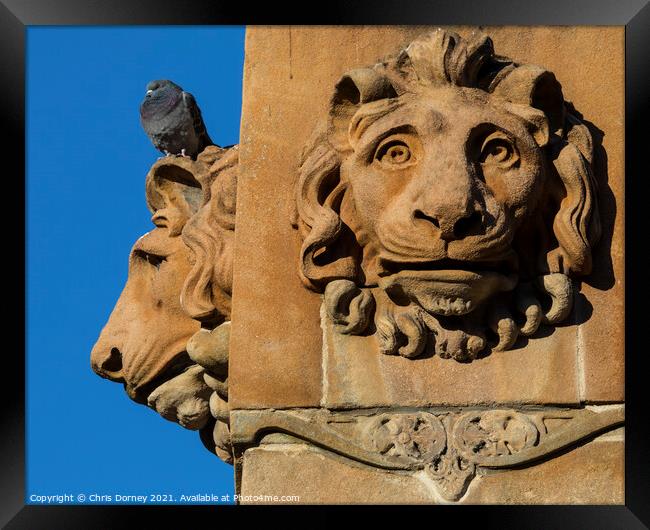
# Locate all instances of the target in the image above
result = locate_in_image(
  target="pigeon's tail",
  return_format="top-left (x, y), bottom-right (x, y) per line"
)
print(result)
top-left (200, 129), bottom-right (215, 150)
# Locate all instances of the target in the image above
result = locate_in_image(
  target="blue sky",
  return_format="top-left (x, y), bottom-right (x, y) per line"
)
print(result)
top-left (26, 26), bottom-right (245, 504)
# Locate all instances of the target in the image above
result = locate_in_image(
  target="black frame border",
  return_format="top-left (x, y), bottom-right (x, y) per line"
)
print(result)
top-left (7, 0), bottom-right (649, 527)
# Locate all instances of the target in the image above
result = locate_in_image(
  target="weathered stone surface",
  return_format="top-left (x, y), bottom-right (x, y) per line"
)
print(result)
top-left (147, 364), bottom-right (212, 430)
top-left (322, 315), bottom-right (580, 407)
top-left (239, 431), bottom-right (623, 504)
top-left (187, 321), bottom-right (230, 376)
top-left (240, 443), bottom-right (437, 504)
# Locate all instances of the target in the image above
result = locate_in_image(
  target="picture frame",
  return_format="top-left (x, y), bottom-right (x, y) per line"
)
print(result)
top-left (5, 0), bottom-right (648, 526)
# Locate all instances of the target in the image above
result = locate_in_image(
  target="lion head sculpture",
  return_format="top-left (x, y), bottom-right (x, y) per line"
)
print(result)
top-left (91, 146), bottom-right (237, 462)
top-left (293, 30), bottom-right (600, 362)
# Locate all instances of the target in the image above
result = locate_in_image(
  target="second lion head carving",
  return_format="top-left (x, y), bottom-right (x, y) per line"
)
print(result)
top-left (293, 30), bottom-right (600, 362)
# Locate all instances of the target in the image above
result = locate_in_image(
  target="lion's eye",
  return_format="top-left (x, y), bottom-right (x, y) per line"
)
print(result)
top-left (375, 140), bottom-right (413, 167)
top-left (480, 135), bottom-right (518, 167)
top-left (133, 249), bottom-right (166, 269)
top-left (131, 229), bottom-right (170, 271)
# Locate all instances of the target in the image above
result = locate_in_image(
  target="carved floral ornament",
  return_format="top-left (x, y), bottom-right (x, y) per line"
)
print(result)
top-left (292, 29), bottom-right (600, 361)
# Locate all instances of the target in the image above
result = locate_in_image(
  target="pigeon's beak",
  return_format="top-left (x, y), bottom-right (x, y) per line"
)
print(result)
top-left (145, 89), bottom-right (153, 97)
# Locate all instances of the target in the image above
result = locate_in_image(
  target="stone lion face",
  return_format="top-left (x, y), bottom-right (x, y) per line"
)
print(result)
top-left (340, 87), bottom-right (547, 314)
top-left (91, 168), bottom-right (203, 409)
top-left (294, 30), bottom-right (600, 362)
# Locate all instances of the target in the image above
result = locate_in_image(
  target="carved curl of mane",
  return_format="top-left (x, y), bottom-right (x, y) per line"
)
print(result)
top-left (294, 29), bottom-right (600, 291)
top-left (180, 146), bottom-right (238, 324)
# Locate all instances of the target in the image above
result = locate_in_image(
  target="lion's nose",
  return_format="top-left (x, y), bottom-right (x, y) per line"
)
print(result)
top-left (414, 208), bottom-right (485, 241)
top-left (90, 344), bottom-right (125, 382)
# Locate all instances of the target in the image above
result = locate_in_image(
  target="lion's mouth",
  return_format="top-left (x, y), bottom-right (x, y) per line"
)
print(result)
top-left (125, 351), bottom-right (195, 404)
top-left (377, 257), bottom-right (518, 316)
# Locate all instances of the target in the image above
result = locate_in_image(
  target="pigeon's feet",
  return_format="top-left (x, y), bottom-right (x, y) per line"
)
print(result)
top-left (157, 150), bottom-right (173, 160)
top-left (180, 148), bottom-right (190, 158)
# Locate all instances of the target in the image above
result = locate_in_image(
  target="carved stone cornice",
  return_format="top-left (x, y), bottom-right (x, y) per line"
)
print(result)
top-left (231, 405), bottom-right (624, 501)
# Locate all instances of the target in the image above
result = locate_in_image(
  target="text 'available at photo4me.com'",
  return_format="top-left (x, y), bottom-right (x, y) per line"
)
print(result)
top-left (28, 493), bottom-right (301, 504)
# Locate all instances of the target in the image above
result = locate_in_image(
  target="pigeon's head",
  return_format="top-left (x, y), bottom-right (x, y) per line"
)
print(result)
top-left (144, 79), bottom-right (182, 99)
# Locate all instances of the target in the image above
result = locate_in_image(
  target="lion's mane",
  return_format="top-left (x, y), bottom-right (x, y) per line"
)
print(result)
top-left (180, 146), bottom-right (238, 324)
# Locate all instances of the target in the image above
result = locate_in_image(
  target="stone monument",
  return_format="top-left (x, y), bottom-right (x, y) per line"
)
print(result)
top-left (91, 26), bottom-right (624, 504)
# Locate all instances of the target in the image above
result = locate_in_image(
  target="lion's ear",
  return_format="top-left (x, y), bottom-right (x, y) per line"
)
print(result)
top-left (328, 68), bottom-right (397, 150)
top-left (492, 65), bottom-right (565, 142)
top-left (145, 157), bottom-right (204, 236)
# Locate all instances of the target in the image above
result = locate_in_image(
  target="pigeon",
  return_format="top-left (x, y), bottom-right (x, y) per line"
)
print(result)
top-left (139, 79), bottom-right (214, 159)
